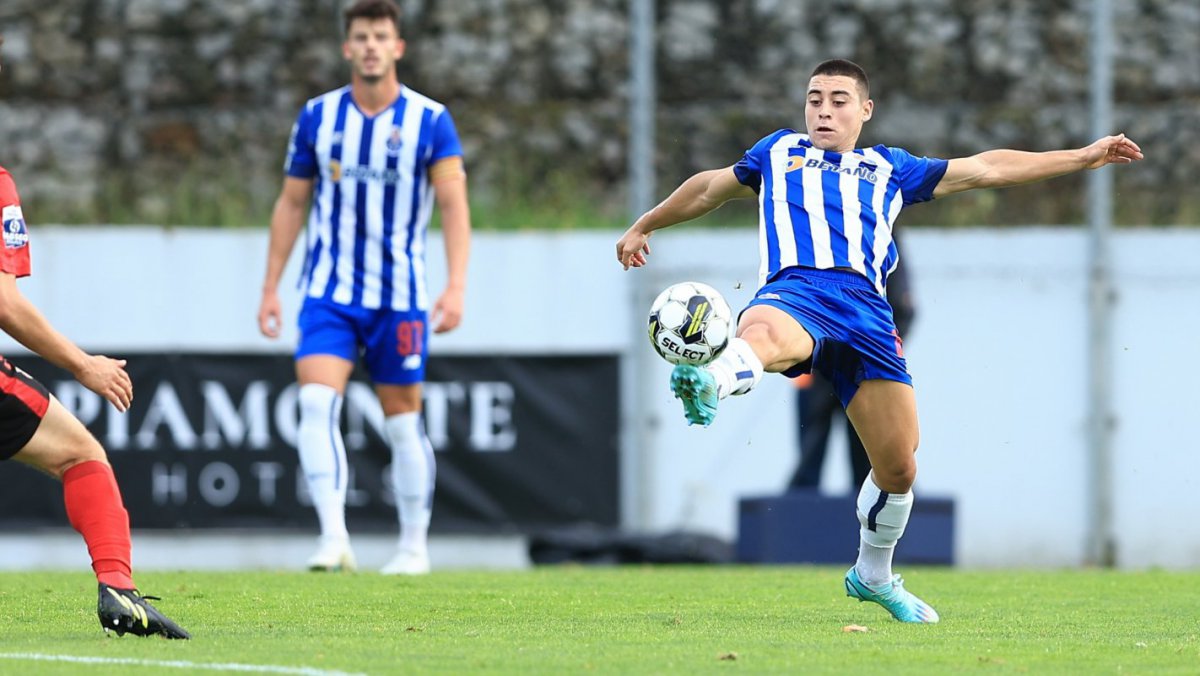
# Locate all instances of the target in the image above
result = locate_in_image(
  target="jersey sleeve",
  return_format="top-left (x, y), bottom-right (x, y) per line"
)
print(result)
top-left (429, 109), bottom-right (464, 163)
top-left (283, 103), bottom-right (319, 179)
top-left (733, 129), bottom-right (795, 193)
top-left (886, 146), bottom-right (949, 205)
top-left (0, 170), bottom-right (32, 278)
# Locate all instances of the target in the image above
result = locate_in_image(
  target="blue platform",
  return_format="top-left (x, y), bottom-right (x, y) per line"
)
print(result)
top-left (737, 491), bottom-right (955, 565)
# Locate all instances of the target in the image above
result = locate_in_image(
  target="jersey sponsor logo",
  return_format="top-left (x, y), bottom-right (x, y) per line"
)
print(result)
top-left (336, 163), bottom-right (405, 185)
top-left (385, 125), bottom-right (404, 157)
top-left (1, 205), bottom-right (28, 249)
top-left (785, 156), bottom-right (878, 183)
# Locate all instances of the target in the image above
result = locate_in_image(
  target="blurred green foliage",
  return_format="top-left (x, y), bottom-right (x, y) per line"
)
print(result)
top-left (24, 165), bottom-right (1193, 229)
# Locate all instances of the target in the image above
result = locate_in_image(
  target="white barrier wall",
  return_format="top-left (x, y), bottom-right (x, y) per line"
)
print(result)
top-left (2, 226), bottom-right (1198, 569)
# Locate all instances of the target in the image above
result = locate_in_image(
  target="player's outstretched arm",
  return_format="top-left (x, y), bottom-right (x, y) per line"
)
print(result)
top-left (933, 133), bottom-right (1143, 198)
top-left (258, 177), bottom-right (313, 339)
top-left (430, 157), bottom-right (470, 334)
top-left (617, 166), bottom-right (755, 270)
top-left (0, 273), bottom-right (132, 411)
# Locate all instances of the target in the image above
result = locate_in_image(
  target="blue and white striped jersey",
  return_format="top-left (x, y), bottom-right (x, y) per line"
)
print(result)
top-left (733, 129), bottom-right (947, 294)
top-left (285, 85), bottom-right (463, 311)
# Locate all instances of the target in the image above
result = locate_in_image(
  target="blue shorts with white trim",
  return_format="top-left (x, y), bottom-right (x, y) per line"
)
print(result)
top-left (745, 266), bottom-right (910, 408)
top-left (296, 297), bottom-right (428, 385)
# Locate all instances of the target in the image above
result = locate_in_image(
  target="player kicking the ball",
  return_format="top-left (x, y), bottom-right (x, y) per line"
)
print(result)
top-left (616, 59), bottom-right (1142, 623)
top-left (0, 54), bottom-right (188, 638)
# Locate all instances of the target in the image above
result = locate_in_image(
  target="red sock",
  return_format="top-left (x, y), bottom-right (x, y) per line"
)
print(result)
top-left (62, 460), bottom-right (135, 590)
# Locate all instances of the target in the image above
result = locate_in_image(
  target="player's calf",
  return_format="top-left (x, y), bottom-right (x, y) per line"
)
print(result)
top-left (707, 337), bottom-right (764, 397)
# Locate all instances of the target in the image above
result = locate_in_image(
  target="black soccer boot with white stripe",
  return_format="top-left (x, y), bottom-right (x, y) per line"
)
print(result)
top-left (97, 583), bottom-right (191, 639)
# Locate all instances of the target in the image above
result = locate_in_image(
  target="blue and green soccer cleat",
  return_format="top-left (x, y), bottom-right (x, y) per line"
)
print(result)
top-left (844, 566), bottom-right (940, 623)
top-left (669, 364), bottom-right (719, 426)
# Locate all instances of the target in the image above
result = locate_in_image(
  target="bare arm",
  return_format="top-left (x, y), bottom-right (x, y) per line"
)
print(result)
top-left (430, 157), bottom-right (471, 334)
top-left (0, 273), bottom-right (132, 411)
top-left (616, 166), bottom-right (756, 270)
top-left (258, 177), bottom-right (313, 338)
top-left (933, 133), bottom-right (1143, 198)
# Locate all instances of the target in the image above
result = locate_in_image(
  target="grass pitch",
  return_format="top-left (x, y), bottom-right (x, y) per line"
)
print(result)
top-left (0, 567), bottom-right (1196, 675)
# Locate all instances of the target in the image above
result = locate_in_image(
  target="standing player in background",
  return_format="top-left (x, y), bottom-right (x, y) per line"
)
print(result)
top-left (258, 0), bottom-right (471, 575)
top-left (616, 59), bottom-right (1141, 622)
top-left (0, 38), bottom-right (188, 638)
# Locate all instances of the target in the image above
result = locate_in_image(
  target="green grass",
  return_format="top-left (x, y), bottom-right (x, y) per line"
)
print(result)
top-left (0, 567), bottom-right (1197, 674)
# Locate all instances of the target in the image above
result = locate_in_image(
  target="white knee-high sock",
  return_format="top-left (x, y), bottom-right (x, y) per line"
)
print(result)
top-left (297, 384), bottom-right (348, 540)
top-left (385, 412), bottom-right (436, 554)
top-left (707, 337), bottom-right (764, 399)
top-left (854, 474), bottom-right (913, 586)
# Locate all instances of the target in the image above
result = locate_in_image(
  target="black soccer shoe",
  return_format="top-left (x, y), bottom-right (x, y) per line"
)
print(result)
top-left (97, 583), bottom-right (191, 639)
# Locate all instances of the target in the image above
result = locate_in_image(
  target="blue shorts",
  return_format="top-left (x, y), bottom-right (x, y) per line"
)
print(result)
top-left (296, 298), bottom-right (428, 385)
top-left (746, 267), bottom-right (910, 408)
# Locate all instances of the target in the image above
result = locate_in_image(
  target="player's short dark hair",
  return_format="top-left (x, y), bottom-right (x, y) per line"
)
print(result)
top-left (343, 0), bottom-right (402, 35)
top-left (811, 59), bottom-right (869, 98)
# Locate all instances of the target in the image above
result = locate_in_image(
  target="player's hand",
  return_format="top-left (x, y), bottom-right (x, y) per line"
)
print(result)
top-left (75, 355), bottom-right (133, 412)
top-left (258, 289), bottom-right (283, 339)
top-left (616, 225), bottom-right (652, 270)
top-left (1081, 133), bottom-right (1143, 169)
top-left (432, 286), bottom-right (465, 334)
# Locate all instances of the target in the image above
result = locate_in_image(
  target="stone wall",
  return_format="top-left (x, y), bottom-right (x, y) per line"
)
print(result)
top-left (0, 0), bottom-right (1196, 226)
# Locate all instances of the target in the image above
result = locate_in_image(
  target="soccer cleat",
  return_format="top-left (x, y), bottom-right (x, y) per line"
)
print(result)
top-left (97, 583), bottom-right (191, 639)
top-left (380, 548), bottom-right (431, 576)
top-left (306, 535), bottom-right (357, 572)
top-left (844, 566), bottom-right (939, 623)
top-left (670, 364), bottom-right (719, 426)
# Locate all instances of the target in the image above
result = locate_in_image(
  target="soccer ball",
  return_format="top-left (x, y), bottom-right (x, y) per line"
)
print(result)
top-left (647, 281), bottom-right (733, 366)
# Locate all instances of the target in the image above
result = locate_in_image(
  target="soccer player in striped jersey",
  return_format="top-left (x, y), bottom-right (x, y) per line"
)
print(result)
top-left (616, 59), bottom-right (1142, 622)
top-left (0, 36), bottom-right (188, 637)
top-left (258, 0), bottom-right (471, 576)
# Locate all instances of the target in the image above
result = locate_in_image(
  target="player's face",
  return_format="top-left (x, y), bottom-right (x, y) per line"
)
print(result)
top-left (804, 75), bottom-right (873, 153)
top-left (343, 18), bottom-right (405, 83)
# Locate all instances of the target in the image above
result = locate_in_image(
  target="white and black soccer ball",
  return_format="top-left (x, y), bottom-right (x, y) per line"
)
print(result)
top-left (647, 281), bottom-right (733, 366)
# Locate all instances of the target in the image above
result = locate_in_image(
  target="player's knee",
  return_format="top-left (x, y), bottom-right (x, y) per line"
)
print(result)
top-left (298, 383), bottom-right (340, 421)
top-left (871, 457), bottom-right (916, 493)
top-left (378, 386), bottom-right (422, 417)
top-left (46, 440), bottom-right (108, 480)
top-left (735, 320), bottom-right (768, 342)
top-left (735, 322), bottom-right (782, 363)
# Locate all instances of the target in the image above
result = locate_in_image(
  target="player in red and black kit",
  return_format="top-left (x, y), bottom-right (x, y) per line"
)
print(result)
top-left (0, 161), bottom-right (189, 635)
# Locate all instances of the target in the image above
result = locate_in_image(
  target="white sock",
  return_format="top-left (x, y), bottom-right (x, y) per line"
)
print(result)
top-left (385, 412), bottom-right (435, 554)
top-left (854, 474), bottom-right (913, 586)
top-left (297, 384), bottom-right (348, 540)
top-left (708, 337), bottom-right (764, 399)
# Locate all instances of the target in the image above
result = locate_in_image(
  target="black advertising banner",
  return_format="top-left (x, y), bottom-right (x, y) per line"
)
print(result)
top-left (0, 354), bottom-right (619, 533)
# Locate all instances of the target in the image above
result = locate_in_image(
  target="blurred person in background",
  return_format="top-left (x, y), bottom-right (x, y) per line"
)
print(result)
top-left (617, 58), bottom-right (1141, 623)
top-left (258, 0), bottom-right (472, 575)
top-left (0, 38), bottom-right (189, 639)
top-left (789, 244), bottom-right (915, 492)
